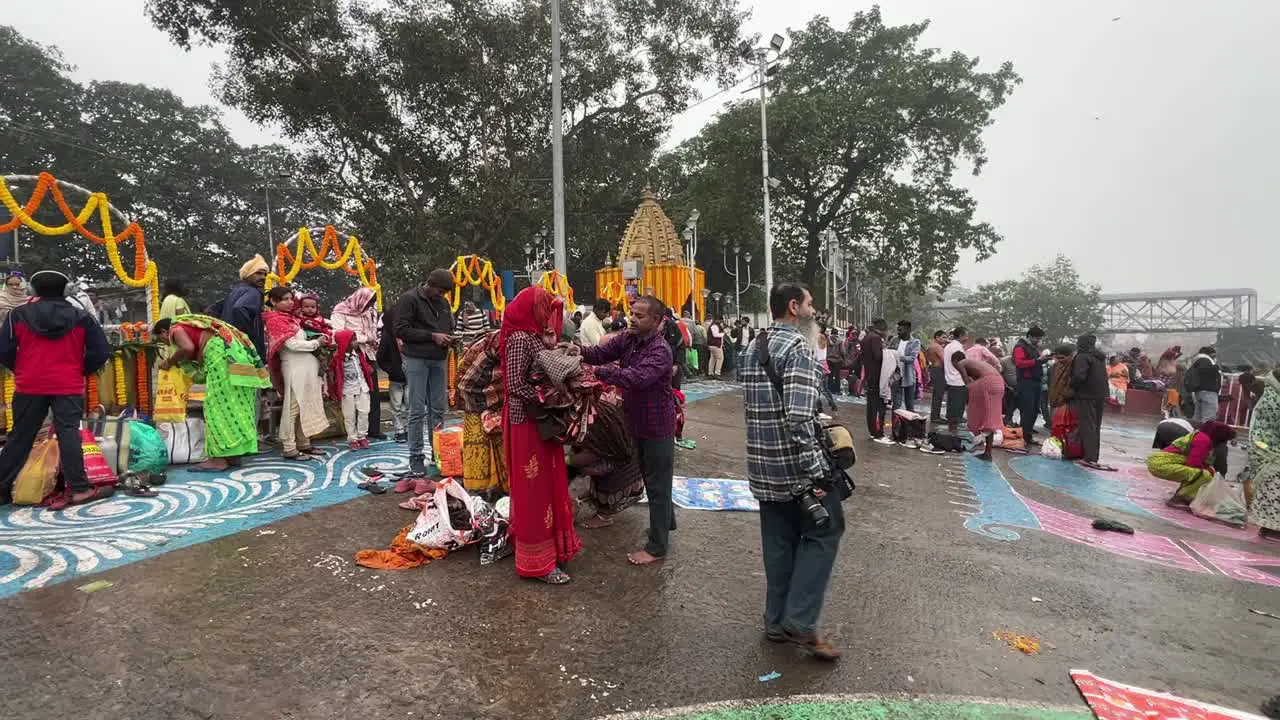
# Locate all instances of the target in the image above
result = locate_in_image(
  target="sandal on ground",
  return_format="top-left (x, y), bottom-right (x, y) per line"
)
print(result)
top-left (282, 453), bottom-right (316, 462)
top-left (532, 567), bottom-right (572, 585)
top-left (357, 481), bottom-right (387, 494)
top-left (69, 486), bottom-right (116, 506)
top-left (1078, 460), bottom-right (1118, 472)
top-left (118, 473), bottom-right (158, 498)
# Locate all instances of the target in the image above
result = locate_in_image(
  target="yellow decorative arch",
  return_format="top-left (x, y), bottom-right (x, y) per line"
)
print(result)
top-left (0, 172), bottom-right (161, 321)
top-left (449, 255), bottom-right (506, 315)
top-left (539, 270), bottom-right (576, 311)
top-left (267, 226), bottom-right (382, 311)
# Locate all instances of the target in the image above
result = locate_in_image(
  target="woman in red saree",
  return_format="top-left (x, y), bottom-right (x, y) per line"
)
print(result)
top-left (501, 286), bottom-right (581, 584)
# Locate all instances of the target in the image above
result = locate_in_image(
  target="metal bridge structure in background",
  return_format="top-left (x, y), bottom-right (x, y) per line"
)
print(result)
top-left (927, 288), bottom-right (1280, 334)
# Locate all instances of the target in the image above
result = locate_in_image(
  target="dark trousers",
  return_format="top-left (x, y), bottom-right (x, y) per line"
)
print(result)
top-left (636, 436), bottom-right (676, 556)
top-left (1073, 398), bottom-right (1104, 463)
top-left (1002, 386), bottom-right (1016, 425)
top-left (866, 391), bottom-right (886, 438)
top-left (367, 365), bottom-right (383, 437)
top-left (929, 367), bottom-right (946, 419)
top-left (1041, 390), bottom-right (1052, 429)
top-left (946, 385), bottom-right (968, 424)
top-left (1016, 378), bottom-right (1040, 440)
top-left (0, 393), bottom-right (89, 495)
top-left (759, 490), bottom-right (845, 634)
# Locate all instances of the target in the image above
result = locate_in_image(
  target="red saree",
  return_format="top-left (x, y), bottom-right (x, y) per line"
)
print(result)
top-left (501, 287), bottom-right (580, 577)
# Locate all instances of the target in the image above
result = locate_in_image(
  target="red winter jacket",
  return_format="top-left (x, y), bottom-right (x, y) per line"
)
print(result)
top-left (0, 298), bottom-right (110, 396)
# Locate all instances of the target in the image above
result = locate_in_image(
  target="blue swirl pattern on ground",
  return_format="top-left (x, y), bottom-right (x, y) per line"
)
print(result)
top-left (0, 444), bottom-right (408, 598)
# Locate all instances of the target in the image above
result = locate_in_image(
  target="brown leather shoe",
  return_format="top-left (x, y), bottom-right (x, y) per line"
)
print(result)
top-left (786, 630), bottom-right (842, 662)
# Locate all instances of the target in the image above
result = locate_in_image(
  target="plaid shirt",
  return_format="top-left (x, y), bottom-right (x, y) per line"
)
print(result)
top-left (581, 329), bottom-right (675, 439)
top-left (738, 322), bottom-right (828, 502)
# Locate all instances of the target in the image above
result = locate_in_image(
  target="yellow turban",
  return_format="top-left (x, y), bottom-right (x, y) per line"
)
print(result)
top-left (239, 254), bottom-right (269, 280)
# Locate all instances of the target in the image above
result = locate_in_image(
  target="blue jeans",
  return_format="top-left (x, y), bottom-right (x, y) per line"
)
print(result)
top-left (1193, 390), bottom-right (1219, 424)
top-left (759, 490), bottom-right (845, 634)
top-left (404, 356), bottom-right (447, 458)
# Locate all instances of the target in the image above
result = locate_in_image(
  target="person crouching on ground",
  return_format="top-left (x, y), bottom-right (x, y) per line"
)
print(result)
top-left (332, 329), bottom-right (373, 450)
top-left (951, 350), bottom-right (1004, 460)
top-left (577, 295), bottom-right (678, 566)
top-left (0, 270), bottom-right (111, 506)
top-left (1147, 419), bottom-right (1235, 507)
top-left (739, 282), bottom-right (843, 662)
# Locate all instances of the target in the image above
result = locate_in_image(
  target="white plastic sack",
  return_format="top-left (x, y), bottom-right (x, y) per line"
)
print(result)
top-left (1041, 437), bottom-right (1064, 460)
top-left (406, 478), bottom-right (482, 550)
top-left (157, 418), bottom-right (207, 464)
top-left (1189, 473), bottom-right (1248, 527)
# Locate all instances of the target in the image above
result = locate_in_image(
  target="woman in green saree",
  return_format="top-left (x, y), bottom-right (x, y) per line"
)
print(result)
top-left (154, 314), bottom-right (272, 471)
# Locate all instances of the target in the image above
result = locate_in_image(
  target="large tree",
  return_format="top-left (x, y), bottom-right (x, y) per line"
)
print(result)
top-left (0, 26), bottom-right (342, 306)
top-left (658, 8), bottom-right (1019, 307)
top-left (146, 0), bottom-right (746, 294)
top-left (960, 255), bottom-right (1104, 343)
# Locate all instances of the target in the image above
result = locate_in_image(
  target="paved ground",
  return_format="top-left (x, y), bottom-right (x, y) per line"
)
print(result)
top-left (0, 381), bottom-right (1277, 719)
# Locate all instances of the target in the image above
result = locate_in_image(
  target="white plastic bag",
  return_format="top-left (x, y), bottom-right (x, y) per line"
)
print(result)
top-left (157, 418), bottom-right (207, 464)
top-left (406, 478), bottom-right (482, 550)
top-left (1189, 473), bottom-right (1248, 527)
top-left (1041, 436), bottom-right (1063, 460)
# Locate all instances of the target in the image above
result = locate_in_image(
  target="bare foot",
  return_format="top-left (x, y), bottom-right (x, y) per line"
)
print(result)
top-left (627, 549), bottom-right (662, 566)
top-left (583, 514), bottom-right (614, 529)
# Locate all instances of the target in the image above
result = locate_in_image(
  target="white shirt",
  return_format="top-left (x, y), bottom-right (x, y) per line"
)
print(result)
top-left (944, 340), bottom-right (965, 387)
top-left (578, 312), bottom-right (606, 347)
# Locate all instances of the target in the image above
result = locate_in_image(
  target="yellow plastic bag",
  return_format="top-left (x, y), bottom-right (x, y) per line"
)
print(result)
top-left (153, 367), bottom-right (192, 424)
top-left (13, 433), bottom-right (59, 506)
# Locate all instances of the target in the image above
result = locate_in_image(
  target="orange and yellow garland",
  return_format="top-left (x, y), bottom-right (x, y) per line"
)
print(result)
top-left (86, 373), bottom-right (100, 410)
top-left (267, 226), bottom-right (382, 311)
top-left (121, 322), bottom-right (151, 415)
top-left (2, 370), bottom-right (14, 432)
top-left (449, 255), bottom-right (505, 316)
top-left (0, 172), bottom-right (161, 322)
top-left (539, 270), bottom-right (576, 312)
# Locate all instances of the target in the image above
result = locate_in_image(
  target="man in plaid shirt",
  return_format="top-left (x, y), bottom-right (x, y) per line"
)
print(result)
top-left (738, 283), bottom-right (844, 662)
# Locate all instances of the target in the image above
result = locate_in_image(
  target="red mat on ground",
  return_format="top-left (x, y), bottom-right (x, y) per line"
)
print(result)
top-left (1070, 670), bottom-right (1265, 720)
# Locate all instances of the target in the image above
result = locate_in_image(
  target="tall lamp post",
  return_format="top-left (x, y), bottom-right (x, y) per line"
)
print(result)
top-left (711, 291), bottom-right (723, 318)
top-left (681, 209), bottom-right (700, 318)
top-left (739, 33), bottom-right (786, 291)
top-left (259, 172), bottom-right (315, 260)
top-left (722, 243), bottom-right (754, 317)
top-left (549, 0), bottom-right (567, 275)
top-left (524, 227), bottom-right (552, 282)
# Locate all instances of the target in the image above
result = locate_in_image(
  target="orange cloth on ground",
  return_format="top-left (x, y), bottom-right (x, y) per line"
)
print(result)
top-left (354, 525), bottom-right (448, 570)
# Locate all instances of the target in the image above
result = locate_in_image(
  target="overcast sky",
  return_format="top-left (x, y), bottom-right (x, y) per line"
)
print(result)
top-left (8, 0), bottom-right (1280, 306)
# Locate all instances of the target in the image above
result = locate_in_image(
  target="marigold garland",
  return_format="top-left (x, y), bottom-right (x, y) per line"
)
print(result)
top-left (449, 255), bottom-right (506, 315)
top-left (539, 270), bottom-right (576, 311)
top-left (86, 373), bottom-right (100, 410)
top-left (2, 370), bottom-right (14, 432)
top-left (112, 355), bottom-right (127, 408)
top-left (599, 280), bottom-right (629, 316)
top-left (0, 172), bottom-right (161, 322)
top-left (266, 226), bottom-right (382, 311)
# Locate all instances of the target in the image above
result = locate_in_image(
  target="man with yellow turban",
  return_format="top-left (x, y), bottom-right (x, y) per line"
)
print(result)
top-left (214, 254), bottom-right (270, 361)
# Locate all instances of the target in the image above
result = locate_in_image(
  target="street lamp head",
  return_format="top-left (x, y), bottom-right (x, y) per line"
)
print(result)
top-left (733, 244), bottom-right (741, 255)
top-left (523, 243), bottom-right (532, 256)
top-left (682, 228), bottom-right (693, 243)
top-left (688, 209), bottom-right (700, 224)
top-left (701, 287), bottom-right (711, 298)
top-left (770, 33), bottom-right (785, 52)
top-left (712, 291), bottom-right (722, 301)
top-left (744, 252), bottom-right (752, 263)
top-left (737, 39), bottom-right (753, 57)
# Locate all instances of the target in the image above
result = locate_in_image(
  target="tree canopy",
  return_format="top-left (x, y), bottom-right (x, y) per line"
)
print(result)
top-left (959, 255), bottom-right (1104, 343)
top-left (655, 9), bottom-right (1019, 310)
top-left (0, 25), bottom-right (349, 307)
top-left (145, 0), bottom-right (747, 294)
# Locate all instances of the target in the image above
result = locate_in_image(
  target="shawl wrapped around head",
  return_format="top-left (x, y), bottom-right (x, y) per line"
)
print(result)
top-left (328, 328), bottom-right (373, 400)
top-left (264, 309), bottom-right (305, 393)
top-left (331, 287), bottom-right (379, 347)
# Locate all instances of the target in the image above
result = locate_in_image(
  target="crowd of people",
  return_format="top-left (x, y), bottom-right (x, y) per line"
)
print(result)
top-left (1, 260), bottom-right (1278, 661)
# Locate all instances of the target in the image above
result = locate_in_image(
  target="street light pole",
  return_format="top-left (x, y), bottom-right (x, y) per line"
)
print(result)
top-left (263, 186), bottom-right (274, 261)
top-left (550, 0), bottom-right (567, 276)
top-left (756, 53), bottom-right (774, 292)
top-left (740, 34), bottom-right (785, 292)
top-left (684, 210), bottom-right (699, 319)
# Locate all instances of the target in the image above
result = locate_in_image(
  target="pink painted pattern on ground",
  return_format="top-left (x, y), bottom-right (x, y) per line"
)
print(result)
top-left (1110, 462), bottom-right (1262, 543)
top-left (1020, 496), bottom-right (1208, 574)
top-left (1184, 541), bottom-right (1280, 588)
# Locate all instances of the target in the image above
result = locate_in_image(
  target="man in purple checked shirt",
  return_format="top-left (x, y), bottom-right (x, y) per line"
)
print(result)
top-left (577, 295), bottom-right (677, 566)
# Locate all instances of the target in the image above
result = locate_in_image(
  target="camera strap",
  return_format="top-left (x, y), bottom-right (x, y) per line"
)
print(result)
top-left (755, 329), bottom-right (787, 401)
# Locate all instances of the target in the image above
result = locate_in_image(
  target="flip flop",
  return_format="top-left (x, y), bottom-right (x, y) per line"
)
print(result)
top-left (360, 466), bottom-right (387, 478)
top-left (1079, 461), bottom-right (1118, 472)
top-left (357, 481), bottom-right (387, 495)
top-left (531, 568), bottom-right (572, 585)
